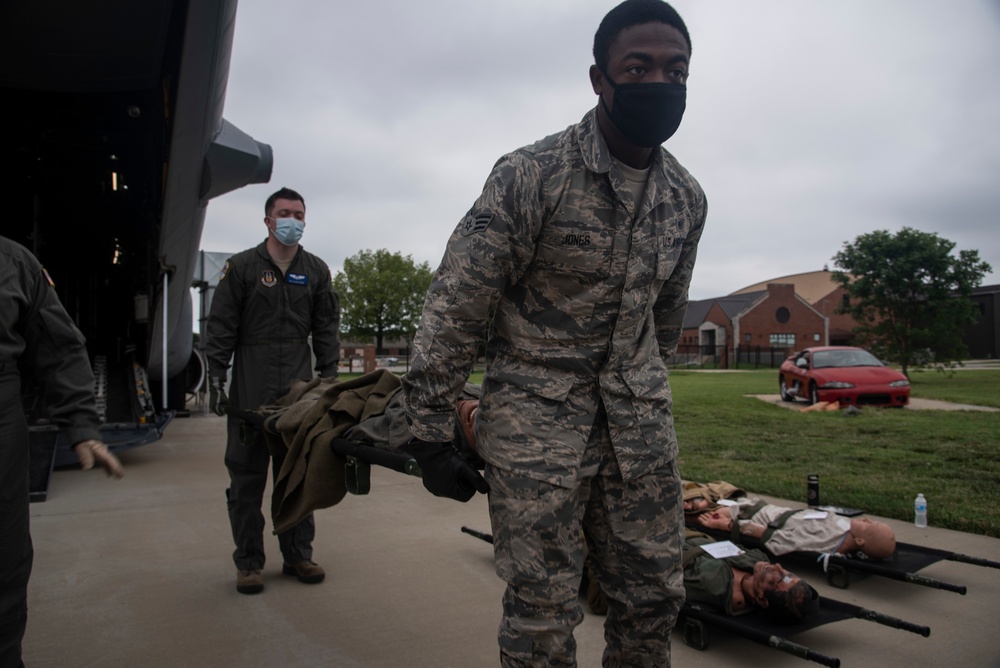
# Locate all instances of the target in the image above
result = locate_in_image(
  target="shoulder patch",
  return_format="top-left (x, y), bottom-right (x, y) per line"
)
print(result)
top-left (461, 210), bottom-right (495, 237)
top-left (219, 260), bottom-right (232, 282)
top-left (41, 267), bottom-right (55, 287)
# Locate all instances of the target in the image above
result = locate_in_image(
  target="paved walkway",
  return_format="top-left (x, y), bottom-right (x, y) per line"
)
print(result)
top-left (751, 394), bottom-right (1000, 412)
top-left (23, 414), bottom-right (1000, 667)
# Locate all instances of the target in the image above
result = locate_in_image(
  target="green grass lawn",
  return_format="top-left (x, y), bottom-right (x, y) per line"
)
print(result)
top-left (379, 367), bottom-right (1000, 537)
top-left (670, 369), bottom-right (1000, 537)
top-left (908, 367), bottom-right (1000, 407)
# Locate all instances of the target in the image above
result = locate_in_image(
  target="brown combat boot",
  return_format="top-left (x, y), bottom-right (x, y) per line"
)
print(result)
top-left (282, 560), bottom-right (325, 584)
top-left (236, 568), bottom-right (263, 594)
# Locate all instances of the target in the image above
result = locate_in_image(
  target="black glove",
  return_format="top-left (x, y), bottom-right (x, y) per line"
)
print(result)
top-left (208, 376), bottom-right (230, 417)
top-left (402, 438), bottom-right (489, 502)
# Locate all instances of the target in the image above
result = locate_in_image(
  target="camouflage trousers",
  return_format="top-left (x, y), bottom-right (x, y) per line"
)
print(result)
top-left (486, 418), bottom-right (685, 667)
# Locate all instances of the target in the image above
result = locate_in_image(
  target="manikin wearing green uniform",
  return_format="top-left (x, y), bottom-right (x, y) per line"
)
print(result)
top-left (206, 188), bottom-right (341, 595)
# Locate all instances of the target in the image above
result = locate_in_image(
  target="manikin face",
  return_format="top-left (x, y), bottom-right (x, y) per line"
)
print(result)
top-left (683, 496), bottom-right (710, 512)
top-left (850, 517), bottom-right (897, 558)
top-left (751, 562), bottom-right (800, 603)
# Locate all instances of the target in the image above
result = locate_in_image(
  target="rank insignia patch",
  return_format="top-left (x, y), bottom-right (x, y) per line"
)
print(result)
top-left (260, 269), bottom-right (278, 287)
top-left (461, 211), bottom-right (494, 237)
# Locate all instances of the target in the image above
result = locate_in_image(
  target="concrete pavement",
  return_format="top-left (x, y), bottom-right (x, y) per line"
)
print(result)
top-left (23, 413), bottom-right (1000, 667)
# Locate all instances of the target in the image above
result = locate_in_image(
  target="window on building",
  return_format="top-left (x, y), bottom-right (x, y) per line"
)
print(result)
top-left (775, 307), bottom-right (790, 323)
top-left (744, 333), bottom-right (751, 343)
top-left (770, 333), bottom-right (795, 347)
top-left (814, 333), bottom-right (821, 342)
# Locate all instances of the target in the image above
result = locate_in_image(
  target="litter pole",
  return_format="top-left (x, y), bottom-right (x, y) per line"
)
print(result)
top-left (824, 554), bottom-right (967, 595)
top-left (855, 608), bottom-right (930, 637)
top-left (461, 526), bottom-right (494, 544)
top-left (680, 606), bottom-right (840, 668)
top-left (947, 552), bottom-right (1000, 570)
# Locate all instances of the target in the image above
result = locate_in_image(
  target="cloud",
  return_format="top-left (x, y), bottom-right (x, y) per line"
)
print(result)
top-left (202, 0), bottom-right (1000, 302)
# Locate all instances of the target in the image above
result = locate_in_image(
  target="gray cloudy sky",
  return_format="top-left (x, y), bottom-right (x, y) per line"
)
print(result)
top-left (201, 0), bottom-right (1000, 300)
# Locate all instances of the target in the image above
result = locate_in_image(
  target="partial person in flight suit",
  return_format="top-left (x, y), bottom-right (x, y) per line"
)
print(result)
top-left (401, 1), bottom-right (708, 664)
top-left (1, 235), bottom-right (124, 668)
top-left (205, 187), bottom-right (341, 595)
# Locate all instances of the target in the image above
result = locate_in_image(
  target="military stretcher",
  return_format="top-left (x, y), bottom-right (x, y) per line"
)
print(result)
top-left (678, 596), bottom-right (928, 668)
top-left (227, 376), bottom-right (942, 667)
top-left (459, 526), bottom-right (930, 668)
top-left (230, 407), bottom-right (422, 495)
top-left (695, 523), bottom-right (1000, 595)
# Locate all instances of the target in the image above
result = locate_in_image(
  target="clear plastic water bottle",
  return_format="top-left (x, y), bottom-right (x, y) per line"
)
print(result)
top-left (914, 493), bottom-right (928, 528)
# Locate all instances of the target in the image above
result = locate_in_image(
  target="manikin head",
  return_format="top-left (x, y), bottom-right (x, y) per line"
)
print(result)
top-left (749, 561), bottom-right (819, 624)
top-left (849, 517), bottom-right (897, 560)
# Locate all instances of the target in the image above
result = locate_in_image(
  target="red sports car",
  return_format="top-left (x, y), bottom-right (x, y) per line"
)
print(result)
top-left (778, 346), bottom-right (910, 407)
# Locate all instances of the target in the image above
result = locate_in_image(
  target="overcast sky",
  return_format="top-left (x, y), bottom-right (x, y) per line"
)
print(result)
top-left (200, 0), bottom-right (1000, 301)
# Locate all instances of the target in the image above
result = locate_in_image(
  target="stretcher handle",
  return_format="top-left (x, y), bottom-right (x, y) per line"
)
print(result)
top-left (824, 554), bottom-right (967, 595)
top-left (226, 408), bottom-right (420, 475)
top-left (904, 572), bottom-right (966, 595)
top-left (329, 438), bottom-right (420, 476)
top-left (225, 406), bottom-right (271, 429)
top-left (461, 526), bottom-right (494, 544)
top-left (681, 606), bottom-right (840, 667)
top-left (855, 608), bottom-right (930, 637)
top-left (947, 552), bottom-right (1000, 570)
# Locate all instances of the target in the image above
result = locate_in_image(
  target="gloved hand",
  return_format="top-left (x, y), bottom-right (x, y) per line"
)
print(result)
top-left (402, 438), bottom-right (489, 502)
top-left (73, 439), bottom-right (125, 478)
top-left (208, 376), bottom-right (229, 417)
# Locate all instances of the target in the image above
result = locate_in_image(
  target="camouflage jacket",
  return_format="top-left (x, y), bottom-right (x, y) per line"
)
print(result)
top-left (403, 109), bottom-right (707, 486)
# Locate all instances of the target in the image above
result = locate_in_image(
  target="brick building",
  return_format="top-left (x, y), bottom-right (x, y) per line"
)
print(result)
top-left (681, 271), bottom-right (998, 367)
top-left (680, 270), bottom-right (853, 368)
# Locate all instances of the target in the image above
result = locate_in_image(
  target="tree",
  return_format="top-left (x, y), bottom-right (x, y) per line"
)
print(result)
top-left (333, 249), bottom-right (434, 352)
top-left (831, 227), bottom-right (991, 377)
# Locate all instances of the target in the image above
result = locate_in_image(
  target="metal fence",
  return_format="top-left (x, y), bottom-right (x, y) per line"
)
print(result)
top-left (666, 345), bottom-right (793, 370)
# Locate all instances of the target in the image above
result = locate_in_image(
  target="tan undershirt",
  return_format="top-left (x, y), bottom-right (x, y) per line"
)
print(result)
top-left (614, 159), bottom-right (651, 206)
top-left (273, 259), bottom-right (292, 276)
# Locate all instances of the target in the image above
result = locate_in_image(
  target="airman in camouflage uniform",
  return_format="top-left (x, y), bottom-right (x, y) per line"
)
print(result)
top-left (402, 1), bottom-right (706, 665)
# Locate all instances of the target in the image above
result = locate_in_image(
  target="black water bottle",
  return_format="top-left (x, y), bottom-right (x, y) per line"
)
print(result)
top-left (807, 474), bottom-right (820, 507)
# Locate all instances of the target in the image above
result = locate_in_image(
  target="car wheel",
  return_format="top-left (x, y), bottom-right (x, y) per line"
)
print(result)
top-left (809, 383), bottom-right (820, 405)
top-left (779, 376), bottom-right (795, 402)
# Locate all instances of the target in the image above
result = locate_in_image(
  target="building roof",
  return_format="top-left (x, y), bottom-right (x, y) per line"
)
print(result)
top-left (730, 270), bottom-right (842, 305)
top-left (681, 298), bottom-right (714, 329)
top-left (682, 291), bottom-right (766, 329)
top-left (716, 291), bottom-right (766, 319)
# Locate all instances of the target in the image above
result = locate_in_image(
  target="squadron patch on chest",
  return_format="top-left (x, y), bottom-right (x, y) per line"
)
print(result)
top-left (260, 269), bottom-right (278, 287)
top-left (461, 210), bottom-right (494, 237)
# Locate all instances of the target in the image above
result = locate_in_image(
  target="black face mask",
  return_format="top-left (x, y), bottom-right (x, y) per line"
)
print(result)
top-left (599, 69), bottom-right (686, 147)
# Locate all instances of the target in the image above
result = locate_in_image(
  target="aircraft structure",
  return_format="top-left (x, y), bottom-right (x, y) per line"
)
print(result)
top-left (1, 1), bottom-right (271, 471)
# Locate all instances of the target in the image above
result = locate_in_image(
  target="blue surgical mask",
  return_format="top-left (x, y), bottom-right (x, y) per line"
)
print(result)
top-left (271, 217), bottom-right (305, 246)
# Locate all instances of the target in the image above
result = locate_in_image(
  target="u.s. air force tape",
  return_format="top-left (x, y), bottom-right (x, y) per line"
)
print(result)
top-left (461, 211), bottom-right (495, 236)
